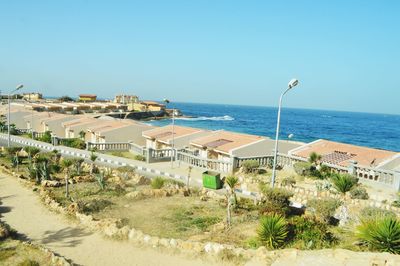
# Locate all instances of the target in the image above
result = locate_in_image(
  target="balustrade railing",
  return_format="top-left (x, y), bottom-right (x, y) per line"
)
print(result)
top-left (86, 142), bottom-right (131, 151)
top-left (177, 151), bottom-right (233, 173)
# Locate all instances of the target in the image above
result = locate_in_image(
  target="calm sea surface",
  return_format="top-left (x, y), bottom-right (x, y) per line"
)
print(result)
top-left (146, 102), bottom-right (400, 152)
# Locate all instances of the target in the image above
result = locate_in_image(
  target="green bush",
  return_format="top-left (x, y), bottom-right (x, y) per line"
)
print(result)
top-left (350, 186), bottom-right (369, 200)
top-left (260, 186), bottom-right (293, 216)
top-left (241, 160), bottom-right (260, 173)
top-left (307, 198), bottom-right (341, 223)
top-left (356, 217), bottom-right (400, 254)
top-left (134, 154), bottom-right (146, 161)
top-left (331, 173), bottom-right (358, 194)
top-left (257, 214), bottom-right (288, 249)
top-left (38, 131), bottom-right (52, 143)
top-left (281, 176), bottom-right (296, 187)
top-left (293, 162), bottom-right (312, 176)
top-left (360, 207), bottom-right (396, 221)
top-left (289, 216), bottom-right (337, 249)
top-left (151, 176), bottom-right (166, 189)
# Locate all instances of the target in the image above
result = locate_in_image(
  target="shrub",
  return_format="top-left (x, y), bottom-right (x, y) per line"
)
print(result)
top-left (360, 207), bottom-right (396, 221)
top-left (350, 186), bottom-right (369, 200)
top-left (151, 176), bottom-right (166, 189)
top-left (331, 173), bottom-right (358, 194)
top-left (133, 154), bottom-right (146, 161)
top-left (260, 186), bottom-right (293, 216)
top-left (38, 131), bottom-right (52, 143)
top-left (281, 176), bottom-right (296, 187)
top-left (288, 216), bottom-right (337, 249)
top-left (81, 199), bottom-right (113, 214)
top-left (307, 198), bottom-right (341, 223)
top-left (356, 217), bottom-right (400, 254)
top-left (95, 172), bottom-right (106, 190)
top-left (293, 162), bottom-right (312, 176)
top-left (241, 160), bottom-right (260, 173)
top-left (257, 214), bottom-right (288, 249)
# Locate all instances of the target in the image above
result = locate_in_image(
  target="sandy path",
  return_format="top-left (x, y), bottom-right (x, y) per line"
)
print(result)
top-left (0, 174), bottom-right (216, 266)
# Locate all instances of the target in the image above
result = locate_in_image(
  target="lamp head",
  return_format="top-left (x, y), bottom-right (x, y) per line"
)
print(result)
top-left (288, 79), bottom-right (299, 89)
top-left (163, 98), bottom-right (170, 104)
top-left (16, 84), bottom-right (24, 90)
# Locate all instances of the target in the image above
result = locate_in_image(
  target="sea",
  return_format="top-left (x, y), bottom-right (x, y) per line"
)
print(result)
top-left (145, 102), bottom-right (400, 152)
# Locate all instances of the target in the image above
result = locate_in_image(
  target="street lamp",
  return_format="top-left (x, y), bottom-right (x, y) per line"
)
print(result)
top-left (8, 84), bottom-right (24, 147)
top-left (163, 99), bottom-right (175, 168)
top-left (270, 79), bottom-right (299, 188)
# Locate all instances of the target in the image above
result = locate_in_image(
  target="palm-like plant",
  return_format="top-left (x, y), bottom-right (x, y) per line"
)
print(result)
top-left (309, 152), bottom-right (322, 165)
top-left (5, 147), bottom-right (22, 170)
top-left (90, 152), bottom-right (98, 175)
top-left (95, 171), bottom-right (106, 190)
top-left (225, 175), bottom-right (239, 227)
top-left (61, 158), bottom-right (73, 198)
top-left (356, 217), bottom-right (400, 254)
top-left (331, 173), bottom-right (357, 194)
top-left (257, 214), bottom-right (288, 249)
top-left (71, 158), bottom-right (85, 175)
top-left (78, 130), bottom-right (86, 140)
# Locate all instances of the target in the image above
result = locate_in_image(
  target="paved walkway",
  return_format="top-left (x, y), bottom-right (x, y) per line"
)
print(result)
top-left (0, 174), bottom-right (216, 266)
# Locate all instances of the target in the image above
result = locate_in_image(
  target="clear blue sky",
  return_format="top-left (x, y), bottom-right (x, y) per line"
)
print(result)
top-left (1, 1), bottom-right (399, 114)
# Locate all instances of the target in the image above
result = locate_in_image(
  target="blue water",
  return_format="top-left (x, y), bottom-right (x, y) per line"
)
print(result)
top-left (147, 102), bottom-right (400, 152)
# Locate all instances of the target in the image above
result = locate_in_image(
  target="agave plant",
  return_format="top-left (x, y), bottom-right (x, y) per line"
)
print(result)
top-left (95, 171), bottom-right (106, 190)
top-left (257, 214), bottom-right (288, 249)
top-left (331, 173), bottom-right (357, 194)
top-left (356, 217), bottom-right (400, 254)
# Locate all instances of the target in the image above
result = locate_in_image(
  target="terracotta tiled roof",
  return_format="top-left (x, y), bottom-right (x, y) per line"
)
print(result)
top-left (143, 125), bottom-right (205, 143)
top-left (291, 139), bottom-right (397, 167)
top-left (190, 130), bottom-right (265, 154)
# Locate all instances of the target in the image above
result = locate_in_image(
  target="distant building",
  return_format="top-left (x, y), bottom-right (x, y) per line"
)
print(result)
top-left (22, 92), bottom-right (43, 101)
top-left (78, 94), bottom-right (97, 102)
top-left (132, 101), bottom-right (165, 112)
top-left (114, 94), bottom-right (139, 104)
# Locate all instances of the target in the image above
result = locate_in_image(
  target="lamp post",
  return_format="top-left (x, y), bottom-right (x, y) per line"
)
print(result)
top-left (163, 99), bottom-right (175, 168)
top-left (8, 84), bottom-right (24, 147)
top-left (270, 79), bottom-right (299, 188)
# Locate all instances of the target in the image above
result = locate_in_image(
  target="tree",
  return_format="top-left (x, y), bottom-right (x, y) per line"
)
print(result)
top-left (78, 130), bottom-right (86, 140)
top-left (58, 96), bottom-right (74, 102)
top-left (90, 152), bottom-right (98, 175)
top-left (309, 152), bottom-right (322, 166)
top-left (225, 175), bottom-right (239, 227)
top-left (71, 158), bottom-right (85, 175)
top-left (61, 158), bottom-right (73, 198)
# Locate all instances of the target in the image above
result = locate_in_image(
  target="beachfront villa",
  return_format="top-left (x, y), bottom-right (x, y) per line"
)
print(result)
top-left (87, 120), bottom-right (153, 146)
top-left (188, 130), bottom-right (302, 162)
top-left (40, 114), bottom-right (85, 137)
top-left (132, 101), bottom-right (166, 112)
top-left (78, 94), bottom-right (97, 102)
top-left (142, 125), bottom-right (211, 150)
top-left (62, 117), bottom-right (99, 139)
top-left (288, 139), bottom-right (398, 168)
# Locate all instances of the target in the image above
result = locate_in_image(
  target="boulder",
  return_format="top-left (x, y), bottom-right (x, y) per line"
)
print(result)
top-left (41, 180), bottom-right (62, 187)
top-left (130, 174), bottom-right (150, 186)
top-left (125, 191), bottom-right (143, 200)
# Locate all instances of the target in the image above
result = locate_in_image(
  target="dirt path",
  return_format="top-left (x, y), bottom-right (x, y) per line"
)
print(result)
top-left (0, 174), bottom-right (217, 266)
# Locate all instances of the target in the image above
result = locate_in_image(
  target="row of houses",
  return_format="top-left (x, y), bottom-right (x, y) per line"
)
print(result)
top-left (4, 105), bottom-right (400, 174)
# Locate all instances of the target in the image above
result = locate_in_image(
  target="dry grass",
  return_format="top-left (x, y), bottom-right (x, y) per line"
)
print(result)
top-left (0, 239), bottom-right (54, 266)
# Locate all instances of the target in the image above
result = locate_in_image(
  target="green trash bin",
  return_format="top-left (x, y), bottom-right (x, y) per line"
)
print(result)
top-left (202, 171), bottom-right (222, 189)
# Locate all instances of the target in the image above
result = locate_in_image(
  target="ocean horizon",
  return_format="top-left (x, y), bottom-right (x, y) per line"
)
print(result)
top-left (146, 102), bottom-right (400, 152)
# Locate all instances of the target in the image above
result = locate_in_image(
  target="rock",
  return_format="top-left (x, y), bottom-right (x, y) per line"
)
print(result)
top-left (125, 191), bottom-right (143, 200)
top-left (180, 188), bottom-right (190, 197)
top-left (211, 222), bottom-right (225, 232)
top-left (153, 189), bottom-right (171, 197)
top-left (131, 174), bottom-right (150, 186)
top-left (200, 195), bottom-right (208, 201)
top-left (169, 238), bottom-right (178, 247)
top-left (66, 203), bottom-right (78, 213)
top-left (0, 224), bottom-right (10, 239)
top-left (73, 175), bottom-right (94, 183)
top-left (41, 180), bottom-right (62, 187)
